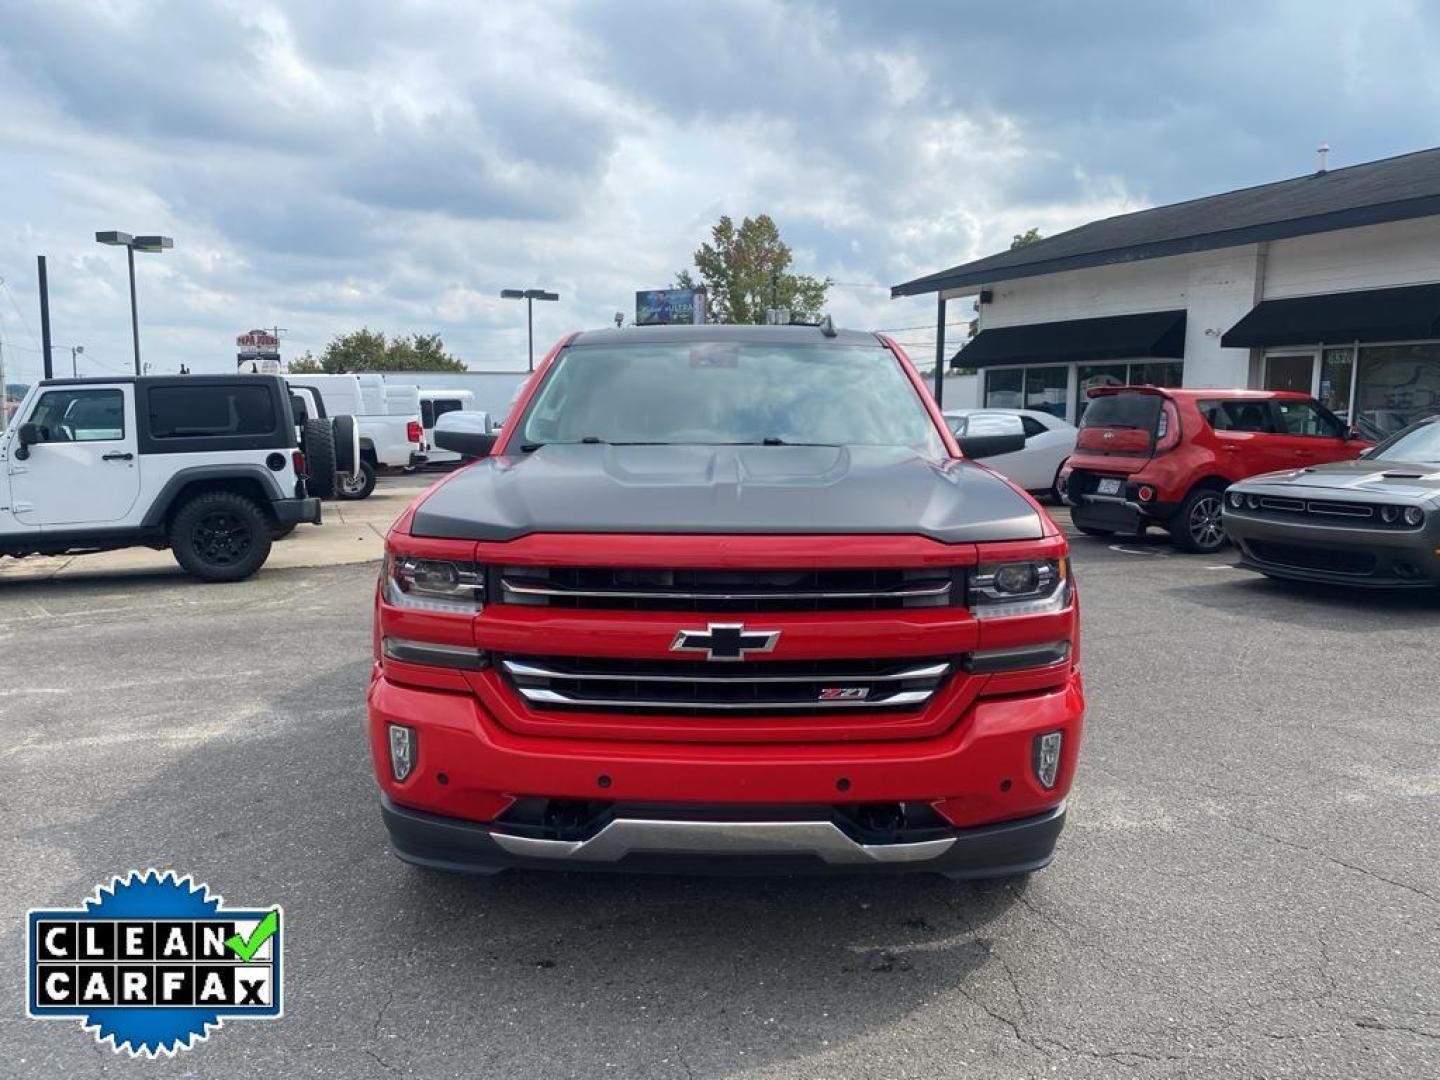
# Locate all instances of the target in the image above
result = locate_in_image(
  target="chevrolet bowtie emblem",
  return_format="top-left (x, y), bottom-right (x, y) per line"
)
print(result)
top-left (670, 623), bottom-right (780, 662)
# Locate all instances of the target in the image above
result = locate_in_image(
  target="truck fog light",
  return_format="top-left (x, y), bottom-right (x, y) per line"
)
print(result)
top-left (388, 723), bottom-right (416, 782)
top-left (1032, 732), bottom-right (1062, 790)
top-left (1227, 491), bottom-right (1244, 509)
top-left (1404, 506), bottom-right (1424, 526)
top-left (1137, 485), bottom-right (1155, 502)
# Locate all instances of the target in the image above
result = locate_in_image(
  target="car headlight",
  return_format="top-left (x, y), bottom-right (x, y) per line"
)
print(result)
top-left (1246, 493), bottom-right (1260, 510)
top-left (1227, 491), bottom-right (1244, 509)
top-left (384, 553), bottom-right (486, 612)
top-left (1381, 505), bottom-right (1400, 524)
top-left (969, 558), bottom-right (1070, 619)
top-left (1403, 506), bottom-right (1424, 527)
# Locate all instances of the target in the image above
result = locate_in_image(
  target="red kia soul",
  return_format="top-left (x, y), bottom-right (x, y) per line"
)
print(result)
top-left (1059, 387), bottom-right (1371, 552)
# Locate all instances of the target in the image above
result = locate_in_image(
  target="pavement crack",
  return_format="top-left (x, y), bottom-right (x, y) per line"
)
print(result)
top-left (1356, 1019), bottom-right (1440, 1040)
top-left (1225, 819), bottom-right (1439, 908)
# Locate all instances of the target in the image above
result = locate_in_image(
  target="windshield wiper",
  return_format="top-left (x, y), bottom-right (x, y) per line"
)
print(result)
top-left (759, 437), bottom-right (839, 447)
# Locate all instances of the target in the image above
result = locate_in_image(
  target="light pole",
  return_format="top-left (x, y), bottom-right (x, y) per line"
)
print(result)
top-left (49, 344), bottom-right (84, 378)
top-left (501, 288), bottom-right (559, 371)
top-left (95, 231), bottom-right (173, 375)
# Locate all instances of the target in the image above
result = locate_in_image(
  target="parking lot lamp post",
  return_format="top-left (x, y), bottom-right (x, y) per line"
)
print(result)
top-left (48, 344), bottom-right (84, 378)
top-left (95, 231), bottom-right (173, 375)
top-left (501, 288), bottom-right (560, 372)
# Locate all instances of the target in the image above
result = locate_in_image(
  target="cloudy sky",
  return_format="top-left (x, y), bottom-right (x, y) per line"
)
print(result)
top-left (1, 0), bottom-right (1437, 383)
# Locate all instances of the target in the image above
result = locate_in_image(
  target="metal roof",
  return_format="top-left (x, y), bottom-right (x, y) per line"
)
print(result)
top-left (893, 146), bottom-right (1440, 298)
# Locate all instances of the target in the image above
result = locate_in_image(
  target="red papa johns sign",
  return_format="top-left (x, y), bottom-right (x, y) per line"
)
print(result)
top-left (236, 330), bottom-right (279, 351)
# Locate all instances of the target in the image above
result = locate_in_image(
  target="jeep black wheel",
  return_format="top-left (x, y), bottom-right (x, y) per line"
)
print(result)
top-left (302, 418), bottom-right (338, 499)
top-left (338, 459), bottom-right (377, 500)
top-left (1171, 487), bottom-right (1228, 553)
top-left (170, 492), bottom-right (273, 582)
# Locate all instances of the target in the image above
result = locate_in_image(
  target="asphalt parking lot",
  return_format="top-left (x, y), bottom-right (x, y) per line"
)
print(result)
top-left (1, 521), bottom-right (1436, 1079)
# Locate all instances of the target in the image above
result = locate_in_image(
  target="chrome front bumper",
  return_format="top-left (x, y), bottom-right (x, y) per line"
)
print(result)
top-left (380, 796), bottom-right (1067, 878)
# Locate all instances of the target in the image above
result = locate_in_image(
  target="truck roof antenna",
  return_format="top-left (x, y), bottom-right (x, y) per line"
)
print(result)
top-left (819, 314), bottom-right (837, 338)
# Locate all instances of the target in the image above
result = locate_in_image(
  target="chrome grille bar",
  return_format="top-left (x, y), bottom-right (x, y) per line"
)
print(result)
top-left (501, 580), bottom-right (953, 602)
top-left (502, 659), bottom-right (950, 684)
top-left (516, 687), bottom-right (935, 710)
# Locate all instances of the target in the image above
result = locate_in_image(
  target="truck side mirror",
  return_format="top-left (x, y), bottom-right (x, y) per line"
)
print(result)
top-left (13, 421), bottom-right (41, 460)
top-left (434, 411), bottom-right (498, 459)
top-left (956, 413), bottom-right (1026, 459)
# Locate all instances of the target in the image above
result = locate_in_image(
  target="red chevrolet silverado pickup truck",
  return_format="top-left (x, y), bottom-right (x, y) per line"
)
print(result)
top-left (367, 323), bottom-right (1084, 878)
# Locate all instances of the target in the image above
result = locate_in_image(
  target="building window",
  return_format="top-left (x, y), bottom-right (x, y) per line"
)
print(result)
top-left (1354, 342), bottom-right (1440, 438)
top-left (1075, 360), bottom-right (1183, 421)
top-left (984, 366), bottom-right (1067, 418)
top-left (1319, 347), bottom-right (1354, 416)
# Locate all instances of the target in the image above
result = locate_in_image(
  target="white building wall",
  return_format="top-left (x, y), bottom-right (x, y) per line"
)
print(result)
top-left (1262, 216), bottom-right (1440, 299)
top-left (947, 212), bottom-right (1440, 413)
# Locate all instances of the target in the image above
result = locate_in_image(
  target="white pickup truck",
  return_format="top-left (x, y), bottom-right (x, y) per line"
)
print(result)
top-left (284, 373), bottom-right (425, 498)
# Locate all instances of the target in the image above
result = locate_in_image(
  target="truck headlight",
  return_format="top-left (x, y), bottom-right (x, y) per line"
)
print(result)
top-left (385, 554), bottom-right (485, 613)
top-left (969, 559), bottom-right (1069, 619)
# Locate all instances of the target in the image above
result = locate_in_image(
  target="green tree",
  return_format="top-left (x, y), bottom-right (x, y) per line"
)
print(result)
top-left (677, 214), bottom-right (831, 324)
top-left (303, 328), bottom-right (467, 373)
top-left (286, 350), bottom-right (322, 373)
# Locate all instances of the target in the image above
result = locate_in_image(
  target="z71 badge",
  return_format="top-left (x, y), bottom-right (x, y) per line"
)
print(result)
top-left (26, 869), bottom-right (283, 1057)
top-left (818, 687), bottom-right (870, 700)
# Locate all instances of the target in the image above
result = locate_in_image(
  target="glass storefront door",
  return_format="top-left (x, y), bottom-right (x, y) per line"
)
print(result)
top-left (1354, 342), bottom-right (1440, 438)
top-left (1264, 353), bottom-right (1316, 393)
top-left (1318, 347), bottom-right (1355, 417)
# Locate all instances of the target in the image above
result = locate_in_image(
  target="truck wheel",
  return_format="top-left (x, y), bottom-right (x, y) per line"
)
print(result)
top-left (170, 491), bottom-right (273, 582)
top-left (331, 414), bottom-right (359, 476)
top-left (302, 418), bottom-right (338, 499)
top-left (1171, 486), bottom-right (1228, 553)
top-left (338, 459), bottom-right (377, 500)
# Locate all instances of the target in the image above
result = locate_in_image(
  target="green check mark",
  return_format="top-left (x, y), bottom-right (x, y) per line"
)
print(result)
top-left (225, 909), bottom-right (279, 962)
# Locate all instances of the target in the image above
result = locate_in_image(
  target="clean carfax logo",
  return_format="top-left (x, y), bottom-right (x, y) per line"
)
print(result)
top-left (26, 869), bottom-right (283, 1057)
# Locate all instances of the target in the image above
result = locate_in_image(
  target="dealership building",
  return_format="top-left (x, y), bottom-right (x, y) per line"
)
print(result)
top-left (893, 146), bottom-right (1440, 438)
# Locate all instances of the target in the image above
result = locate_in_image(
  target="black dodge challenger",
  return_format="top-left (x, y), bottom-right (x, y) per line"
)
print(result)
top-left (1222, 416), bottom-right (1440, 588)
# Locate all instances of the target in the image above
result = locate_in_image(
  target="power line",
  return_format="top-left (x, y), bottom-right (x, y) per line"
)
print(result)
top-left (876, 320), bottom-right (971, 333)
top-left (0, 277), bottom-right (41, 352)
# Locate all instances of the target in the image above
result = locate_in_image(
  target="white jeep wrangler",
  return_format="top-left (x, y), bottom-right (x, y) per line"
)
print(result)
top-left (0, 374), bottom-right (322, 582)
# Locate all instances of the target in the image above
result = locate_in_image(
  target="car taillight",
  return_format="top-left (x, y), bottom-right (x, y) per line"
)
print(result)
top-left (292, 450), bottom-right (307, 476)
top-left (1154, 401), bottom-right (1181, 453)
top-left (407, 420), bottom-right (422, 443)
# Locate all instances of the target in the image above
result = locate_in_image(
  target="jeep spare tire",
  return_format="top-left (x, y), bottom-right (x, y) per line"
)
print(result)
top-left (331, 414), bottom-right (360, 477)
top-left (302, 418), bottom-right (338, 499)
top-left (170, 491), bottom-right (273, 582)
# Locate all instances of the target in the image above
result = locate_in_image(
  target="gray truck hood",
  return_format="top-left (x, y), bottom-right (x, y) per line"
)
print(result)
top-left (409, 443), bottom-right (1043, 543)
top-left (1241, 457), bottom-right (1440, 503)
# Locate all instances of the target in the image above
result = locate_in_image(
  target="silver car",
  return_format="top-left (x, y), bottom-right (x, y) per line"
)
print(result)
top-left (1222, 416), bottom-right (1440, 588)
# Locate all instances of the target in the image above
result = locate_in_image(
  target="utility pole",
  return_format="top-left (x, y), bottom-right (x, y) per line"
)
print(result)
top-left (38, 255), bottom-right (54, 380)
top-left (933, 293), bottom-right (947, 407)
top-left (0, 337), bottom-right (8, 432)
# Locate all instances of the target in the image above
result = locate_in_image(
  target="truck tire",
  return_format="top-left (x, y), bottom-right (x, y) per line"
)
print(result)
top-left (338, 459), bottom-right (377, 500)
top-left (1170, 486), bottom-right (1228, 554)
top-left (302, 418), bottom-right (338, 499)
top-left (170, 491), bottom-right (273, 582)
top-left (331, 414), bottom-right (359, 476)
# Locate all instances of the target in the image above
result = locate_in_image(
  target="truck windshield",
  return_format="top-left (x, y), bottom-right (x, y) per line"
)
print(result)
top-left (514, 342), bottom-right (945, 455)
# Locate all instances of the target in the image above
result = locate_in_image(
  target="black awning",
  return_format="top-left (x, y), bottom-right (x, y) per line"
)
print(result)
top-left (1221, 283), bottom-right (1440, 348)
top-left (951, 310), bottom-right (1186, 369)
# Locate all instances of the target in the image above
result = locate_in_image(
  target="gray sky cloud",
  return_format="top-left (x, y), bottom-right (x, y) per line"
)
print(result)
top-left (0, 0), bottom-right (1436, 383)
